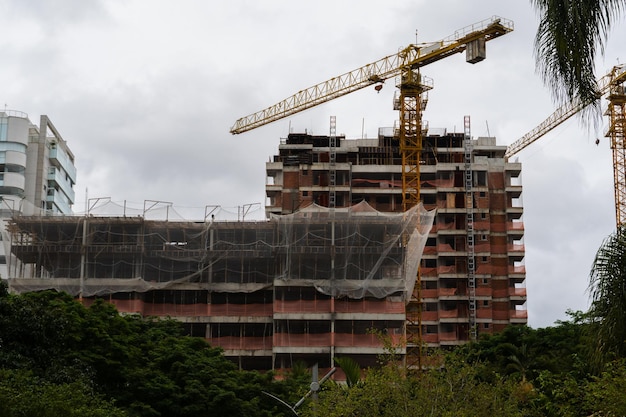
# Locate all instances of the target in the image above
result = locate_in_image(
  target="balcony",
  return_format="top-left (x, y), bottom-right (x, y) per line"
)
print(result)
top-left (493, 309), bottom-right (528, 320)
top-left (141, 303), bottom-right (274, 317)
top-left (422, 311), bottom-right (438, 321)
top-left (438, 287), bottom-right (459, 297)
top-left (421, 288), bottom-right (438, 298)
top-left (421, 287), bottom-right (463, 298)
top-left (46, 189), bottom-right (72, 214)
top-left (421, 267), bottom-right (437, 277)
top-left (492, 287), bottom-right (527, 298)
top-left (209, 336), bottom-right (272, 351)
top-left (439, 309), bottom-right (464, 319)
top-left (511, 310), bottom-right (528, 321)
top-left (438, 331), bottom-right (457, 342)
top-left (98, 298), bottom-right (144, 315)
top-left (423, 246), bottom-right (437, 255)
top-left (334, 333), bottom-right (402, 348)
top-left (434, 222), bottom-right (456, 232)
top-left (274, 299), bottom-right (331, 314)
top-left (506, 185), bottom-right (523, 199)
top-left (507, 222), bottom-right (524, 232)
top-left (437, 265), bottom-right (458, 275)
top-left (265, 184), bottom-right (283, 192)
top-left (47, 167), bottom-right (75, 203)
top-left (509, 287), bottom-right (527, 298)
top-left (209, 303), bottom-right (274, 316)
top-left (334, 299), bottom-right (404, 314)
top-left (423, 333), bottom-right (439, 343)
top-left (437, 243), bottom-right (455, 254)
top-left (143, 303), bottom-right (210, 316)
top-left (273, 333), bottom-right (332, 347)
top-left (475, 264), bottom-right (493, 275)
top-left (508, 244), bottom-right (525, 253)
top-left (49, 146), bottom-right (77, 183)
top-left (266, 161), bottom-right (283, 172)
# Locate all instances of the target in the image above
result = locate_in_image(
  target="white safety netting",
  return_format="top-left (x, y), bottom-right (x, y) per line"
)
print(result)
top-left (272, 201), bottom-right (435, 300)
top-left (6, 201), bottom-right (434, 301)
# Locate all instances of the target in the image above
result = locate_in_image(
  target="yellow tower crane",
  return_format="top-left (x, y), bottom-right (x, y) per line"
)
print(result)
top-left (506, 64), bottom-right (626, 228)
top-left (231, 16), bottom-right (513, 369)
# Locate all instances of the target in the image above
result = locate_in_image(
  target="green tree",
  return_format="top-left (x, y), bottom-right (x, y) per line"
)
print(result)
top-left (532, 0), bottom-right (625, 109)
top-left (0, 287), bottom-right (295, 417)
top-left (583, 359), bottom-right (626, 415)
top-left (304, 356), bottom-right (526, 417)
top-left (588, 227), bottom-right (626, 367)
top-left (0, 369), bottom-right (127, 417)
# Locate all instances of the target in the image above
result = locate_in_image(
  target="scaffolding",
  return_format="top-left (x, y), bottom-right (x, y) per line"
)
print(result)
top-left (8, 201), bottom-right (433, 300)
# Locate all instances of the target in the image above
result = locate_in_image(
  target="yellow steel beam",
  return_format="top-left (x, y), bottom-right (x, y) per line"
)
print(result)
top-left (606, 65), bottom-right (626, 227)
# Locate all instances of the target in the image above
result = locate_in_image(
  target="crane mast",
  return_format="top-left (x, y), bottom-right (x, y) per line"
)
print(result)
top-left (606, 65), bottom-right (626, 226)
top-left (231, 16), bottom-right (513, 370)
top-left (506, 64), bottom-right (626, 228)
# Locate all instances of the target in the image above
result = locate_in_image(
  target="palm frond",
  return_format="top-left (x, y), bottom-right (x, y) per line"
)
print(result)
top-left (334, 357), bottom-right (361, 388)
top-left (532, 0), bottom-right (625, 121)
top-left (588, 226), bottom-right (626, 365)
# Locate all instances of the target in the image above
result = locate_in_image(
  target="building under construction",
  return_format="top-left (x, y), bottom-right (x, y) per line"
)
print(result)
top-left (6, 126), bottom-right (526, 371)
top-left (266, 127), bottom-right (527, 353)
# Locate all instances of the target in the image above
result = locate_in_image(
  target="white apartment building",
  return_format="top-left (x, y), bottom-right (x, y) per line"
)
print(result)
top-left (0, 110), bottom-right (76, 277)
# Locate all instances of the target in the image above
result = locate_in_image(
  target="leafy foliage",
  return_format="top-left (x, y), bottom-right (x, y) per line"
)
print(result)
top-left (0, 369), bottom-right (127, 417)
top-left (0, 284), bottom-right (298, 417)
top-left (3, 280), bottom-right (626, 416)
top-left (305, 356), bottom-right (524, 417)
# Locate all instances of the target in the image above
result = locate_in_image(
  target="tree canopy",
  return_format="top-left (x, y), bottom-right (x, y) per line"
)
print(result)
top-left (0, 284), bottom-right (300, 417)
top-left (2, 282), bottom-right (626, 416)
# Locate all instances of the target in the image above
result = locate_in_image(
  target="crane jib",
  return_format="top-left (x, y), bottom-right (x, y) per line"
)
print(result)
top-left (230, 16), bottom-right (513, 135)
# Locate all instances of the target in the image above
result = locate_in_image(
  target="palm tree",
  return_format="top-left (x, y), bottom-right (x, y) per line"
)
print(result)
top-left (588, 227), bottom-right (626, 366)
top-left (334, 357), bottom-right (362, 388)
top-left (532, 0), bottom-right (625, 112)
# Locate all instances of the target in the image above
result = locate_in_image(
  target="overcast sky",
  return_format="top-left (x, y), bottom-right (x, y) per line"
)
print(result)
top-left (1, 0), bottom-right (624, 328)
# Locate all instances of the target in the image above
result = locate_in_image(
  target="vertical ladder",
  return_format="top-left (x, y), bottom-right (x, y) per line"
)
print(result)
top-left (329, 116), bottom-right (337, 367)
top-left (329, 116), bottom-right (337, 209)
top-left (464, 116), bottom-right (477, 341)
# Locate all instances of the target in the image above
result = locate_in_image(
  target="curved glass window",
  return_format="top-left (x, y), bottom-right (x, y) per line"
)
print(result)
top-left (5, 164), bottom-right (25, 174)
top-left (0, 186), bottom-right (24, 197)
top-left (0, 142), bottom-right (26, 152)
